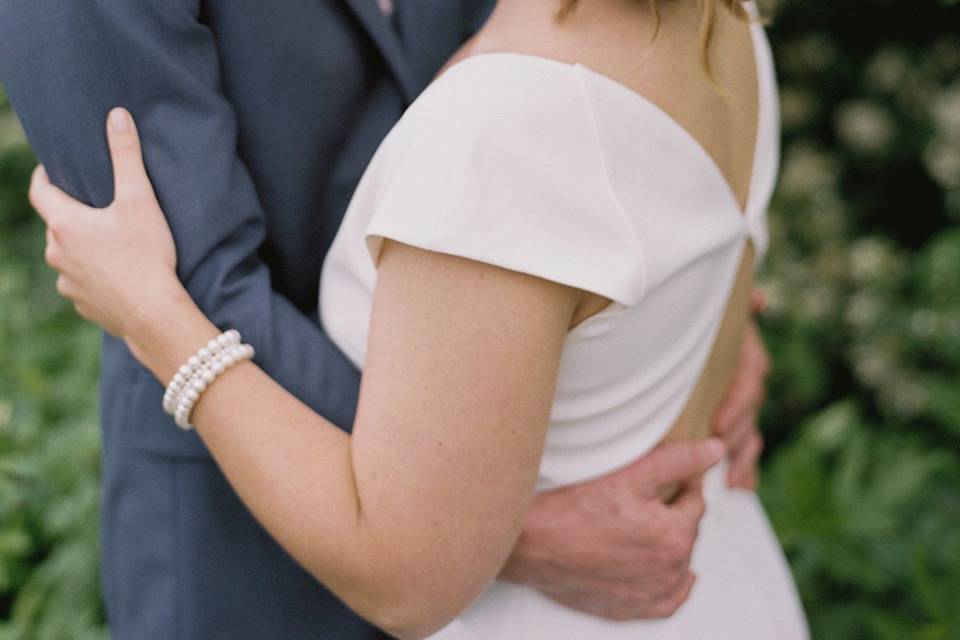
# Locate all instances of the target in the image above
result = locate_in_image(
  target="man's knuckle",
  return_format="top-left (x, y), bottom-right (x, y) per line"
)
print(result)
top-left (649, 539), bottom-right (674, 568)
top-left (642, 512), bottom-right (668, 541)
top-left (673, 524), bottom-right (698, 555)
top-left (608, 607), bottom-right (636, 622)
top-left (667, 566), bottom-right (690, 590)
top-left (664, 538), bottom-right (690, 564)
top-left (656, 521), bottom-right (685, 558)
top-left (684, 494), bottom-right (707, 521)
top-left (651, 599), bottom-right (680, 618)
top-left (653, 584), bottom-right (693, 618)
top-left (663, 597), bottom-right (685, 617)
top-left (693, 499), bottom-right (707, 521)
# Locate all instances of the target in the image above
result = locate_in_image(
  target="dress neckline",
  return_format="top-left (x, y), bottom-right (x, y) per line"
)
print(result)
top-left (445, 1), bottom-right (768, 229)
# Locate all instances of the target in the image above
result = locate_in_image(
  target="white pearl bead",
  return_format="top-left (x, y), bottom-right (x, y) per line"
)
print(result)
top-left (187, 355), bottom-right (201, 369)
top-left (184, 388), bottom-right (199, 402)
top-left (244, 345), bottom-right (255, 359)
top-left (198, 347), bottom-right (211, 361)
top-left (217, 334), bottom-right (231, 348)
top-left (211, 361), bottom-right (225, 375)
top-left (226, 329), bottom-right (241, 343)
top-left (179, 364), bottom-right (192, 377)
top-left (221, 354), bottom-right (236, 367)
top-left (173, 372), bottom-right (185, 385)
top-left (192, 379), bottom-right (206, 393)
top-left (201, 369), bottom-right (216, 384)
top-left (207, 338), bottom-right (220, 351)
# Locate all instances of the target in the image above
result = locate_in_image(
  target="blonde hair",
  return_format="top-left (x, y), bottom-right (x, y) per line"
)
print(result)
top-left (556, 0), bottom-right (752, 82)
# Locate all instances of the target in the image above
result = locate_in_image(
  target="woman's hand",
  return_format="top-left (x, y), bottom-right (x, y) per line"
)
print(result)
top-left (30, 108), bottom-right (184, 343)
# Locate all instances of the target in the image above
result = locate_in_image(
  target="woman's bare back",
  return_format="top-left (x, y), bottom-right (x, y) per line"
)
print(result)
top-left (453, 0), bottom-right (762, 444)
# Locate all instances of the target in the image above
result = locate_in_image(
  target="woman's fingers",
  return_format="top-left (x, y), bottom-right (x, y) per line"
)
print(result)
top-left (29, 165), bottom-right (83, 225)
top-left (106, 107), bottom-right (153, 204)
top-left (44, 228), bottom-right (62, 269)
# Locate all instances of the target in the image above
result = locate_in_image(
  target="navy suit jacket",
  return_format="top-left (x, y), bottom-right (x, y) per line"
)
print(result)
top-left (0, 1), bottom-right (492, 637)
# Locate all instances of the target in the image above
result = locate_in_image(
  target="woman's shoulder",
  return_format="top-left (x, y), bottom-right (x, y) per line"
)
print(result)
top-left (355, 53), bottom-right (646, 308)
top-left (401, 53), bottom-right (597, 142)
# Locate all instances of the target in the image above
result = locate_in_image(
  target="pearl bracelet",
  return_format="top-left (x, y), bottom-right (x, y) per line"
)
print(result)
top-left (162, 329), bottom-right (241, 415)
top-left (161, 330), bottom-right (254, 431)
top-left (173, 342), bottom-right (255, 431)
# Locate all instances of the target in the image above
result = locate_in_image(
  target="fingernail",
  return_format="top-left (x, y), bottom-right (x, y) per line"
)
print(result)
top-left (109, 108), bottom-right (130, 133)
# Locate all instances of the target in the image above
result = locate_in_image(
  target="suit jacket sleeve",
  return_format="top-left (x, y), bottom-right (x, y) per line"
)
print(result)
top-left (0, 0), bottom-right (361, 430)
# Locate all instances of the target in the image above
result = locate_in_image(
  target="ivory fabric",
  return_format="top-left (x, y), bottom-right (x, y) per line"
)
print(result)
top-left (320, 6), bottom-right (809, 637)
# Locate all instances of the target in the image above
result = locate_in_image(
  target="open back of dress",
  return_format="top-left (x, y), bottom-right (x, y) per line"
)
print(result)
top-left (319, 3), bottom-right (808, 636)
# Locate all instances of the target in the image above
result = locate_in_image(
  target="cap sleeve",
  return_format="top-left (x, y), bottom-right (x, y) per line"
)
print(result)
top-left (364, 57), bottom-right (646, 306)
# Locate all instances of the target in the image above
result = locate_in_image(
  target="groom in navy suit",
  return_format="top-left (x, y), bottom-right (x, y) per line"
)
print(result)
top-left (0, 0), bottom-right (769, 637)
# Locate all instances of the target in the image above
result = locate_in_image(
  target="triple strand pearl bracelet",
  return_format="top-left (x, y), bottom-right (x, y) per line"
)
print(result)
top-left (162, 329), bottom-right (255, 431)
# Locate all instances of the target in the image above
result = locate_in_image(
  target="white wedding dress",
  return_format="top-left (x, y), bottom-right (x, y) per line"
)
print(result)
top-left (319, 4), bottom-right (810, 637)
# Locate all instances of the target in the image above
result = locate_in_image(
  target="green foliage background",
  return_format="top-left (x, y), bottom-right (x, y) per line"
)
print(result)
top-left (0, 1), bottom-right (958, 638)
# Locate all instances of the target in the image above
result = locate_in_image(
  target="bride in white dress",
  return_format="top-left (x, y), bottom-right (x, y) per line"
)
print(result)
top-left (29, 0), bottom-right (809, 638)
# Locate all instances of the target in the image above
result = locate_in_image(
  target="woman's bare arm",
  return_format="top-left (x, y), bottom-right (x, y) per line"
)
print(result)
top-left (31, 115), bottom-right (581, 637)
top-left (129, 242), bottom-right (576, 638)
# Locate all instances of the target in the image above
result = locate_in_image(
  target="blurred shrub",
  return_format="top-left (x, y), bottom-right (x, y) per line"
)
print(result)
top-left (0, 88), bottom-right (106, 639)
top-left (758, 1), bottom-right (960, 638)
top-left (0, 1), bottom-right (958, 638)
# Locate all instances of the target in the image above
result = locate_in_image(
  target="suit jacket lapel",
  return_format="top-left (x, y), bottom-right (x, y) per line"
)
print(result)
top-left (341, 0), bottom-right (419, 102)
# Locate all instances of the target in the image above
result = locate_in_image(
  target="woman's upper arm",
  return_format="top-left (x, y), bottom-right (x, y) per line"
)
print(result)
top-left (346, 238), bottom-right (580, 630)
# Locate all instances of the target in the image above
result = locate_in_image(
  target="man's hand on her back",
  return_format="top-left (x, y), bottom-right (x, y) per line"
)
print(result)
top-left (500, 290), bottom-right (772, 620)
top-left (713, 290), bottom-right (771, 490)
top-left (499, 439), bottom-right (725, 620)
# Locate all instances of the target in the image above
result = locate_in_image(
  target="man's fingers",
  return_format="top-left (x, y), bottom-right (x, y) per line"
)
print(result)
top-left (631, 438), bottom-right (725, 497)
top-left (713, 376), bottom-right (756, 436)
top-left (669, 473), bottom-right (706, 521)
top-left (719, 410), bottom-right (756, 453)
top-left (714, 325), bottom-right (768, 435)
top-left (652, 572), bottom-right (697, 618)
top-left (106, 107), bottom-right (152, 204)
top-left (751, 288), bottom-right (766, 313)
top-left (727, 431), bottom-right (763, 489)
